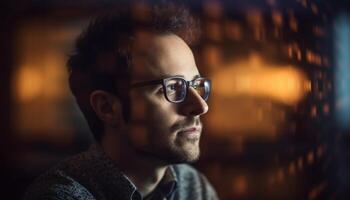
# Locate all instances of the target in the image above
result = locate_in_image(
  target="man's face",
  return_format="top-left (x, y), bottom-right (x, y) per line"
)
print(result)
top-left (124, 33), bottom-right (209, 164)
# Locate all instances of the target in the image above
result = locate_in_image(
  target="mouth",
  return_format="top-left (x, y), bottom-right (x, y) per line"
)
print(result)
top-left (178, 126), bottom-right (201, 139)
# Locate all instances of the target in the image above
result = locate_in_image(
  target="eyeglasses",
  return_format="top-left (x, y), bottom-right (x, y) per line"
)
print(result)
top-left (131, 76), bottom-right (211, 103)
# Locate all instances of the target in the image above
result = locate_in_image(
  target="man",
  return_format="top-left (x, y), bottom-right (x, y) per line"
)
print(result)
top-left (24, 2), bottom-right (218, 200)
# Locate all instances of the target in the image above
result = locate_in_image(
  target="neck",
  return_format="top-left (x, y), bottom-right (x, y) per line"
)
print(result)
top-left (101, 128), bottom-right (168, 197)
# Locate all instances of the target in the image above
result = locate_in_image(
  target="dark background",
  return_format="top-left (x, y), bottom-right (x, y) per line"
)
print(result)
top-left (1, 0), bottom-right (350, 199)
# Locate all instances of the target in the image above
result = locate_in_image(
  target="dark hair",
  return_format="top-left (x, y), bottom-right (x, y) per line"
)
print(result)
top-left (67, 1), bottom-right (200, 142)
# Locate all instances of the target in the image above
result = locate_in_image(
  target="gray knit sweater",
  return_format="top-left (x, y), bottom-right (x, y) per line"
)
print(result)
top-left (23, 144), bottom-right (218, 200)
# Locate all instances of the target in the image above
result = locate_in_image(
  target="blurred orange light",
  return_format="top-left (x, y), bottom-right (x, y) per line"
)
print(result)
top-left (313, 26), bottom-right (326, 37)
top-left (202, 0), bottom-right (223, 19)
top-left (306, 50), bottom-right (322, 66)
top-left (272, 10), bottom-right (283, 27)
top-left (225, 21), bottom-right (242, 41)
top-left (276, 168), bottom-right (285, 182)
top-left (289, 18), bottom-right (298, 32)
top-left (212, 54), bottom-right (310, 105)
top-left (288, 162), bottom-right (296, 175)
top-left (311, 3), bottom-right (319, 14)
top-left (307, 151), bottom-right (315, 165)
top-left (14, 66), bottom-right (43, 102)
top-left (205, 21), bottom-right (222, 41)
top-left (310, 105), bottom-right (317, 118)
top-left (232, 176), bottom-right (248, 196)
top-left (323, 104), bottom-right (330, 114)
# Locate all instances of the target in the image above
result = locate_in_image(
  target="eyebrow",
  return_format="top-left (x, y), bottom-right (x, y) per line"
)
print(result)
top-left (161, 74), bottom-right (201, 80)
top-left (131, 74), bottom-right (202, 88)
top-left (193, 74), bottom-right (201, 79)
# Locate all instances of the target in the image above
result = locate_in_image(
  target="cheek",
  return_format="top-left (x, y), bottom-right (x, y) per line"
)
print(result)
top-left (146, 98), bottom-right (178, 131)
top-left (129, 91), bottom-right (178, 134)
top-left (146, 102), bottom-right (179, 149)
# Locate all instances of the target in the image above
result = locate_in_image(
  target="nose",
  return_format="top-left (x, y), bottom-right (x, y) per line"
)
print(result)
top-left (178, 87), bottom-right (209, 116)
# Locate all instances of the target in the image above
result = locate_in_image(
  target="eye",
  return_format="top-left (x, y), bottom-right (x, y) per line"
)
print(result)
top-left (167, 84), bottom-right (176, 90)
top-left (166, 84), bottom-right (177, 95)
top-left (167, 82), bottom-right (182, 92)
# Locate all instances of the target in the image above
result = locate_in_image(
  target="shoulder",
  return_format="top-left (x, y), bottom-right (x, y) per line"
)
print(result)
top-left (171, 164), bottom-right (219, 200)
top-left (171, 164), bottom-right (211, 186)
top-left (171, 164), bottom-right (202, 181)
top-left (23, 169), bottom-right (95, 200)
top-left (23, 150), bottom-right (98, 200)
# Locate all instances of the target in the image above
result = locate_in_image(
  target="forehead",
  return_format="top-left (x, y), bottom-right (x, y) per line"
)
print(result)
top-left (131, 33), bottom-right (199, 82)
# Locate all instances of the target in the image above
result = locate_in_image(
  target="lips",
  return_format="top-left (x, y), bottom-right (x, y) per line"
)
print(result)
top-left (178, 127), bottom-right (201, 139)
top-left (179, 127), bottom-right (197, 133)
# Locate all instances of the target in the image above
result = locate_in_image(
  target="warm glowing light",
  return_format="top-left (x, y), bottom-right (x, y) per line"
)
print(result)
top-left (311, 3), bottom-right (319, 15)
top-left (14, 66), bottom-right (43, 102)
top-left (288, 162), bottom-right (296, 175)
top-left (323, 104), bottom-right (330, 115)
top-left (246, 10), bottom-right (265, 40)
top-left (203, 0), bottom-right (222, 19)
top-left (313, 26), bottom-right (326, 37)
top-left (232, 176), bottom-right (248, 196)
top-left (205, 22), bottom-right (222, 41)
top-left (272, 10), bottom-right (283, 27)
top-left (310, 105), bottom-right (317, 118)
top-left (202, 46), bottom-right (222, 68)
top-left (289, 17), bottom-right (298, 32)
top-left (307, 151), bottom-right (315, 165)
top-left (286, 43), bottom-right (302, 61)
top-left (276, 168), bottom-right (285, 182)
top-left (206, 54), bottom-right (310, 139)
top-left (246, 10), bottom-right (263, 26)
top-left (225, 21), bottom-right (242, 41)
top-left (308, 181), bottom-right (327, 200)
top-left (212, 54), bottom-right (310, 105)
top-left (306, 50), bottom-right (322, 66)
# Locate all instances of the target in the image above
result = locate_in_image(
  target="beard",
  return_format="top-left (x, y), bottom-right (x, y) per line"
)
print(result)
top-left (134, 140), bottom-right (201, 165)
top-left (126, 117), bottom-right (202, 165)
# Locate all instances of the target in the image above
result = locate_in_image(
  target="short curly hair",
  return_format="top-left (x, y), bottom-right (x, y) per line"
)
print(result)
top-left (67, 1), bottom-right (200, 142)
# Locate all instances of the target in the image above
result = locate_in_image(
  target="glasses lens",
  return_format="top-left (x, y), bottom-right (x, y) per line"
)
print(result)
top-left (165, 78), bottom-right (187, 102)
top-left (193, 78), bottom-right (211, 101)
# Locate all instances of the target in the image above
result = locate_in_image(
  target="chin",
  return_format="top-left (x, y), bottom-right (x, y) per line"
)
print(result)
top-left (135, 132), bottom-right (201, 164)
top-left (182, 153), bottom-right (200, 163)
top-left (134, 143), bottom-right (201, 165)
top-left (164, 145), bottom-right (201, 164)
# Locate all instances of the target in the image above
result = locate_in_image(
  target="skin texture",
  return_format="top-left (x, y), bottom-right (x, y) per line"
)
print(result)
top-left (90, 33), bottom-right (209, 197)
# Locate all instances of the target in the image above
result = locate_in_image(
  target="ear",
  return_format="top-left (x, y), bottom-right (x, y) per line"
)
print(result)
top-left (89, 90), bottom-right (123, 127)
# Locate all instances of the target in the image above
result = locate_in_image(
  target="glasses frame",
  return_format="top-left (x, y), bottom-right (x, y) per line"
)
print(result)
top-left (131, 75), bottom-right (211, 103)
